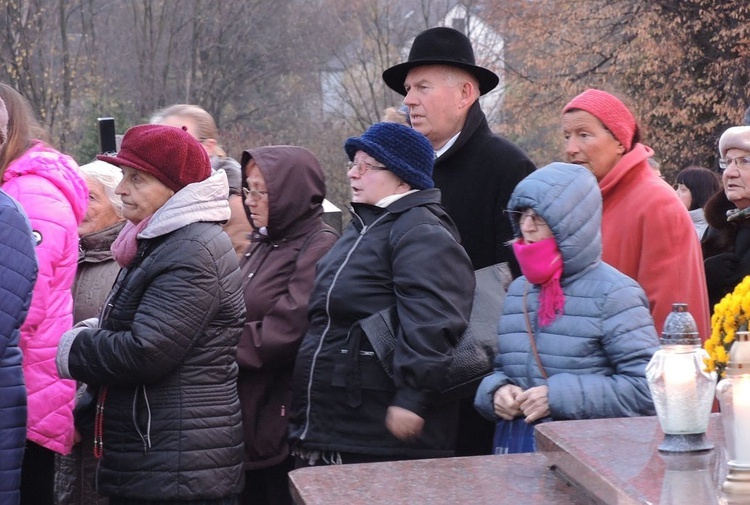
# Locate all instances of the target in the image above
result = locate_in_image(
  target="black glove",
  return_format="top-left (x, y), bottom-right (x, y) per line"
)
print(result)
top-left (704, 252), bottom-right (743, 293)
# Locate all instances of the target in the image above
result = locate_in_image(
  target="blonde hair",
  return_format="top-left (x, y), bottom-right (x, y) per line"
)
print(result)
top-left (150, 104), bottom-right (227, 157)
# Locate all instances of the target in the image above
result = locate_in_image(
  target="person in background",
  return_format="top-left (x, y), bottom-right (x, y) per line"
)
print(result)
top-left (55, 159), bottom-right (126, 505)
top-left (561, 88), bottom-right (710, 338)
top-left (474, 163), bottom-right (658, 453)
top-left (55, 125), bottom-right (246, 504)
top-left (0, 94), bottom-right (38, 505)
top-left (151, 103), bottom-right (252, 256)
top-left (703, 126), bottom-right (750, 311)
top-left (289, 122), bottom-right (475, 467)
top-left (0, 83), bottom-right (88, 505)
top-left (381, 105), bottom-right (410, 126)
top-left (72, 160), bottom-right (126, 322)
top-left (237, 145), bottom-right (338, 505)
top-left (382, 25), bottom-right (536, 456)
top-left (674, 165), bottom-right (720, 239)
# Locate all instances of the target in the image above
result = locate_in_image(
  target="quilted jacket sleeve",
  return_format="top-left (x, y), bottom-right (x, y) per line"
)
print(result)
top-left (0, 194), bottom-right (37, 502)
top-left (65, 231), bottom-right (226, 386)
top-left (547, 277), bottom-right (659, 420)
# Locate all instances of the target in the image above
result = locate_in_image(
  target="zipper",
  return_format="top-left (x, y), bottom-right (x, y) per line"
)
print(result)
top-left (299, 210), bottom-right (389, 440)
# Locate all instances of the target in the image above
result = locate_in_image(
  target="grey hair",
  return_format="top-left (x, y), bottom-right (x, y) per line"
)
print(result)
top-left (441, 66), bottom-right (480, 99)
top-left (79, 160), bottom-right (124, 215)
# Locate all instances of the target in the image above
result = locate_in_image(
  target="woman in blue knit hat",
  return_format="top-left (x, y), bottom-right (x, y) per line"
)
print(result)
top-left (289, 122), bottom-right (475, 465)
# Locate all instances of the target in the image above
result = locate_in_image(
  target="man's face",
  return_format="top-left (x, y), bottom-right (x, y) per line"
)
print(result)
top-left (403, 65), bottom-right (468, 150)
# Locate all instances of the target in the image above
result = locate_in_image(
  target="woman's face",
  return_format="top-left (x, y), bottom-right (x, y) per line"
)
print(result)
top-left (78, 175), bottom-right (123, 236)
top-left (675, 183), bottom-right (692, 210)
top-left (115, 167), bottom-right (174, 224)
top-left (244, 161), bottom-right (269, 229)
top-left (562, 110), bottom-right (626, 181)
top-left (347, 150), bottom-right (407, 205)
top-left (519, 209), bottom-right (553, 244)
top-left (722, 148), bottom-right (750, 210)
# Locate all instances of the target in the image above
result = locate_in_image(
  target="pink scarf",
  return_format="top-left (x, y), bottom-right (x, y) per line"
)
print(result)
top-left (111, 217), bottom-right (152, 268)
top-left (512, 237), bottom-right (565, 327)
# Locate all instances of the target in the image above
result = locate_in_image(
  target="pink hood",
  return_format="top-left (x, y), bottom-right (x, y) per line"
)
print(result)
top-left (2, 141), bottom-right (87, 454)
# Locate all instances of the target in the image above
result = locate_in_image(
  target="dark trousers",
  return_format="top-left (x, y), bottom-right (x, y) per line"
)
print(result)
top-left (454, 395), bottom-right (495, 456)
top-left (240, 457), bottom-right (295, 505)
top-left (21, 441), bottom-right (55, 505)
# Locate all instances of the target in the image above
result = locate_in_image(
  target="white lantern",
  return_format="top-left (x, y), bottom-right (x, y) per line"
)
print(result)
top-left (646, 303), bottom-right (716, 452)
top-left (716, 331), bottom-right (750, 495)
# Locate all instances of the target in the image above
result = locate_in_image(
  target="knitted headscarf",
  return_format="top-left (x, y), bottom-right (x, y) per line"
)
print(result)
top-left (512, 237), bottom-right (565, 327)
top-left (563, 89), bottom-right (637, 152)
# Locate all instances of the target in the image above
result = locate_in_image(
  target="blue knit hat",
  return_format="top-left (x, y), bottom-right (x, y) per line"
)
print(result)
top-left (344, 122), bottom-right (434, 190)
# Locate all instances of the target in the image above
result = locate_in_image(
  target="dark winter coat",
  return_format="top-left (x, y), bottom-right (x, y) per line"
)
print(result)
top-left (702, 189), bottom-right (750, 310)
top-left (0, 190), bottom-right (37, 505)
top-left (237, 146), bottom-right (338, 470)
top-left (289, 189), bottom-right (475, 459)
top-left (57, 172), bottom-right (246, 502)
top-left (433, 100), bottom-right (535, 272)
top-left (72, 221), bottom-right (125, 323)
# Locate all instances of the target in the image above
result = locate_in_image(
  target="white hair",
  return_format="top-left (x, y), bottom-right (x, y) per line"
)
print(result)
top-left (79, 159), bottom-right (124, 215)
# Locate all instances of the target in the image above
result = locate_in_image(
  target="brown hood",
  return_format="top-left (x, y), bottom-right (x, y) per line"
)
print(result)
top-left (240, 146), bottom-right (326, 240)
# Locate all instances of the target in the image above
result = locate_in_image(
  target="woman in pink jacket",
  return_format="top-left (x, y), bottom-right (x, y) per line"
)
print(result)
top-left (0, 83), bottom-right (88, 504)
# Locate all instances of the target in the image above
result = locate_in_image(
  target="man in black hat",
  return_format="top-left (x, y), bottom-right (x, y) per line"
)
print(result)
top-left (383, 26), bottom-right (535, 456)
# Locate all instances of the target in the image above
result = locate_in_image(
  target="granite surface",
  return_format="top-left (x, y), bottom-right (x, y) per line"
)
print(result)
top-left (536, 414), bottom-right (732, 504)
top-left (290, 414), bottom-right (748, 504)
top-left (289, 453), bottom-right (596, 505)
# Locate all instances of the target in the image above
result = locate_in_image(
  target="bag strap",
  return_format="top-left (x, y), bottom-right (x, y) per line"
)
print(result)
top-left (522, 281), bottom-right (549, 380)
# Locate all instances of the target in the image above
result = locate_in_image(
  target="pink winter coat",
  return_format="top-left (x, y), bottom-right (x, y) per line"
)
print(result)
top-left (2, 141), bottom-right (87, 455)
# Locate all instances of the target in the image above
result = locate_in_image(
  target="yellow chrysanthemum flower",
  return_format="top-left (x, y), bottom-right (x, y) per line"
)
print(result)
top-left (704, 275), bottom-right (750, 377)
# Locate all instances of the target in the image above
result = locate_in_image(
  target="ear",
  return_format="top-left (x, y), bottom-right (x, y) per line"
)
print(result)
top-left (458, 80), bottom-right (477, 109)
top-left (616, 141), bottom-right (626, 155)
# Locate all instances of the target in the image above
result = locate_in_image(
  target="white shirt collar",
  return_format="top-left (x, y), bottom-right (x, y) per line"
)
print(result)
top-left (434, 131), bottom-right (461, 159)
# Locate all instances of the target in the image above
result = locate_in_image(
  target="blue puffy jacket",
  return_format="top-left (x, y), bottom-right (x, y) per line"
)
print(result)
top-left (0, 189), bottom-right (37, 504)
top-left (474, 163), bottom-right (659, 422)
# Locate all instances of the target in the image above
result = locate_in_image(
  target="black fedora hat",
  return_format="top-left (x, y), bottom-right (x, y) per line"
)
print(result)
top-left (382, 26), bottom-right (499, 96)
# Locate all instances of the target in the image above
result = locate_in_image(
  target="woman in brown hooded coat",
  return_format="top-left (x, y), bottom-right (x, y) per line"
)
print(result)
top-left (237, 145), bottom-right (338, 505)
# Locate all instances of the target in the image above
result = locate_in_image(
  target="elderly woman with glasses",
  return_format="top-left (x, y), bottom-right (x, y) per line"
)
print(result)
top-left (236, 146), bottom-right (338, 505)
top-left (474, 163), bottom-right (659, 454)
top-left (703, 126), bottom-right (750, 311)
top-left (289, 122), bottom-right (475, 466)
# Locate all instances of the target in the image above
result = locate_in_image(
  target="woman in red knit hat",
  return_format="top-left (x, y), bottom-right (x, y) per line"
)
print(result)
top-left (56, 124), bottom-right (246, 504)
top-left (561, 89), bottom-right (710, 338)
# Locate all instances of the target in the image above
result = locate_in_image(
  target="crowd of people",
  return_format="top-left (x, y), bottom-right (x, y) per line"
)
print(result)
top-left (0, 24), bottom-right (747, 505)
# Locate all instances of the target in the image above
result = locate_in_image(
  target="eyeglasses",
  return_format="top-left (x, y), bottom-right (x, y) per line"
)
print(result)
top-left (719, 155), bottom-right (750, 171)
top-left (242, 187), bottom-right (268, 200)
top-left (348, 159), bottom-right (387, 175)
top-left (503, 209), bottom-right (549, 228)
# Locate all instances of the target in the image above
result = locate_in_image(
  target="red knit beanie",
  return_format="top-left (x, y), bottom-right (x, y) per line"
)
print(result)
top-left (562, 89), bottom-right (637, 152)
top-left (97, 124), bottom-right (211, 192)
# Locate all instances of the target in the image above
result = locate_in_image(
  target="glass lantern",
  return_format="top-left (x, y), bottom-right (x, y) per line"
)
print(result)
top-left (716, 331), bottom-right (750, 495)
top-left (646, 303), bottom-right (716, 452)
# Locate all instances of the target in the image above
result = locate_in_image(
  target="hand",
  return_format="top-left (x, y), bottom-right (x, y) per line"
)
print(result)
top-left (493, 384), bottom-right (523, 420)
top-left (516, 385), bottom-right (550, 423)
top-left (385, 406), bottom-right (425, 441)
